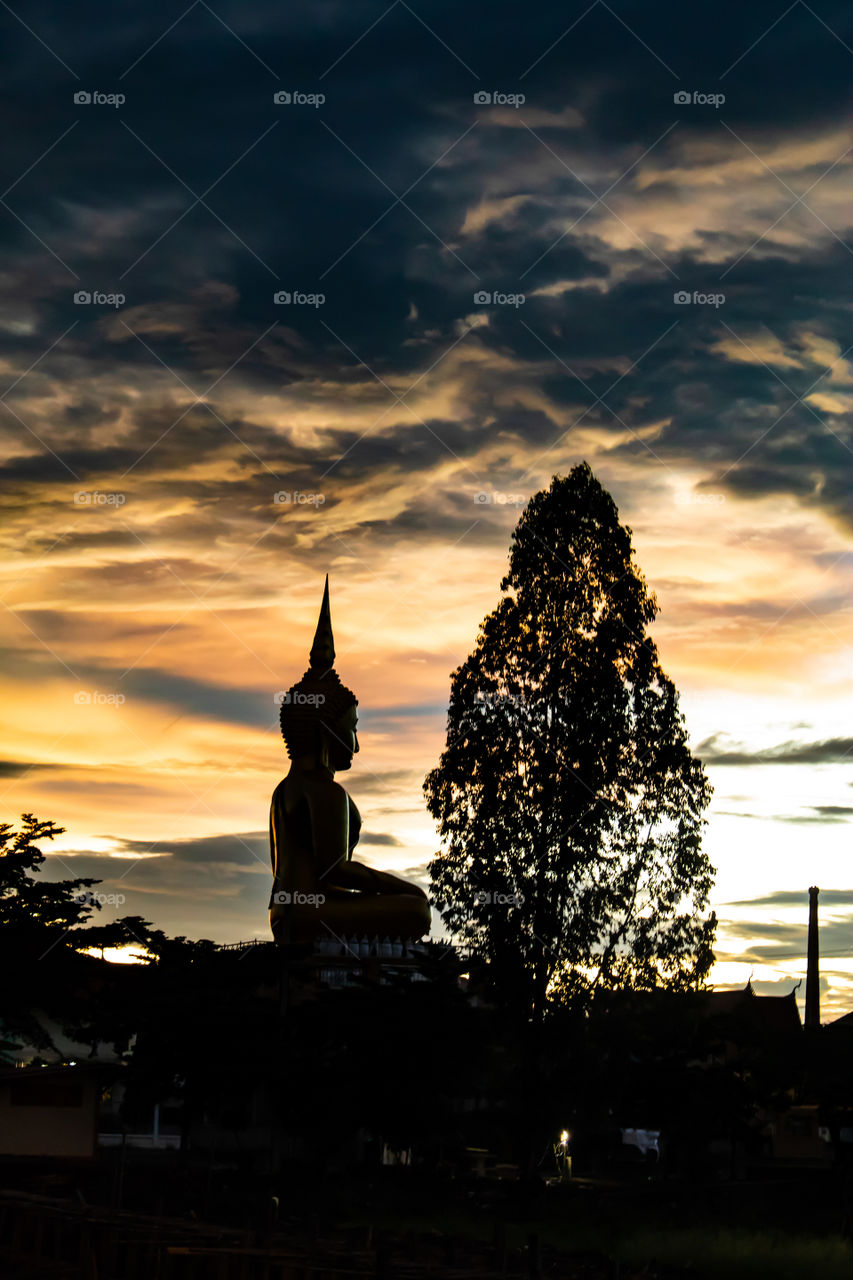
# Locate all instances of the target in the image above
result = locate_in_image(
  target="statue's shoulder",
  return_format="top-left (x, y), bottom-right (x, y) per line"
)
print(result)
top-left (300, 772), bottom-right (349, 807)
top-left (272, 770), bottom-right (349, 813)
top-left (321, 776), bottom-right (350, 805)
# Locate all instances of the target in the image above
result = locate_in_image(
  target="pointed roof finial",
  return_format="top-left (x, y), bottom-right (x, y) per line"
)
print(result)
top-left (309, 574), bottom-right (335, 671)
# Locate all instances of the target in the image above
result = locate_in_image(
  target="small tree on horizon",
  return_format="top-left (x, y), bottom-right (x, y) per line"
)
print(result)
top-left (0, 814), bottom-right (102, 935)
top-left (0, 814), bottom-right (217, 1064)
top-left (0, 813), bottom-right (211, 960)
top-left (424, 463), bottom-right (716, 1019)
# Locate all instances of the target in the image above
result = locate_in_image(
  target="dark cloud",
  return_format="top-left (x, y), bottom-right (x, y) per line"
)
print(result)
top-left (699, 733), bottom-right (853, 766)
top-left (101, 827), bottom-right (402, 856)
top-left (40, 842), bottom-right (270, 944)
top-left (114, 830), bottom-right (263, 858)
top-left (0, 760), bottom-right (79, 778)
top-left (360, 701), bottom-right (450, 726)
top-left (717, 916), bottom-right (853, 964)
top-left (117, 667), bottom-right (278, 727)
top-left (347, 769), bottom-right (425, 796)
top-left (1, 0), bottom-right (852, 528)
top-left (725, 889), bottom-right (853, 910)
top-left (0, 646), bottom-right (279, 728)
top-left (714, 809), bottom-right (853, 825)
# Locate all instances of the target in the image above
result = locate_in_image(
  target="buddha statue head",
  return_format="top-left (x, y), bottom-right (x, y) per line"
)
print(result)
top-left (279, 576), bottom-right (359, 771)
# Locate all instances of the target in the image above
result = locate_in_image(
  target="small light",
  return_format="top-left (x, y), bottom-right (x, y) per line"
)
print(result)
top-left (560, 1129), bottom-right (569, 1145)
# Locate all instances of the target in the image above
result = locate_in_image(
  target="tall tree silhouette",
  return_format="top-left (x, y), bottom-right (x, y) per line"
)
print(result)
top-left (425, 464), bottom-right (715, 1018)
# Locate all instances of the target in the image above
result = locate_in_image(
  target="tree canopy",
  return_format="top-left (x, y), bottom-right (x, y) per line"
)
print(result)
top-left (425, 463), bottom-right (716, 1017)
top-left (0, 812), bottom-right (215, 1063)
top-left (0, 814), bottom-right (97, 936)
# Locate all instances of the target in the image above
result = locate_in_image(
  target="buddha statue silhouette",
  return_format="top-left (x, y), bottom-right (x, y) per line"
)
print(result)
top-left (270, 577), bottom-right (431, 946)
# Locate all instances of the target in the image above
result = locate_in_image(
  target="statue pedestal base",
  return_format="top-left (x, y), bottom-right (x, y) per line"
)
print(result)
top-left (277, 934), bottom-right (436, 1007)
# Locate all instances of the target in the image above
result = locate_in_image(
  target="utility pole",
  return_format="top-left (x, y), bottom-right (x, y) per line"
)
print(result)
top-left (805, 886), bottom-right (820, 1028)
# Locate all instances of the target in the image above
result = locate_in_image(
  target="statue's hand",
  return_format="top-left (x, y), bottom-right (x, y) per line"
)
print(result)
top-left (367, 865), bottom-right (428, 899)
top-left (329, 859), bottom-right (428, 900)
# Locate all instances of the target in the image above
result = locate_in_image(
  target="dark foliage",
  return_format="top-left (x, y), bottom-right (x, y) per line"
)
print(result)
top-left (425, 464), bottom-right (716, 1017)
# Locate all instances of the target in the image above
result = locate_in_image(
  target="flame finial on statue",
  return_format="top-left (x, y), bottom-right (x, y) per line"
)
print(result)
top-left (309, 573), bottom-right (335, 672)
top-left (279, 576), bottom-right (356, 760)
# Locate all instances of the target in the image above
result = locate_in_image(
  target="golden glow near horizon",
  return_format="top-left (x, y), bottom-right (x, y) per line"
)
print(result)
top-left (82, 945), bottom-right (151, 966)
top-left (4, 456), bottom-right (851, 1016)
top-left (3, 96), bottom-right (853, 1017)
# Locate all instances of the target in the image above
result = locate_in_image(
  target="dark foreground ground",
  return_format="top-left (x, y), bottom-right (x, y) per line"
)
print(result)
top-left (1, 1158), bottom-right (852, 1279)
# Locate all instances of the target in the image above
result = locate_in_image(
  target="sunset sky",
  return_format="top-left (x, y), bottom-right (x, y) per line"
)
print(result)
top-left (1, 1), bottom-right (852, 1014)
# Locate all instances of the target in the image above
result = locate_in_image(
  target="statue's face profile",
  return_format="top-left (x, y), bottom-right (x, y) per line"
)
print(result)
top-left (326, 703), bottom-right (359, 772)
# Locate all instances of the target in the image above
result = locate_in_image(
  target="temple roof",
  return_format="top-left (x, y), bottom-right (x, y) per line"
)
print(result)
top-left (698, 981), bottom-right (802, 1037)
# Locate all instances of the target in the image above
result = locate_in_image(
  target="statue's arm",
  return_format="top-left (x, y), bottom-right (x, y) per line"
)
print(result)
top-left (329, 858), bottom-right (429, 898)
top-left (305, 783), bottom-right (427, 899)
